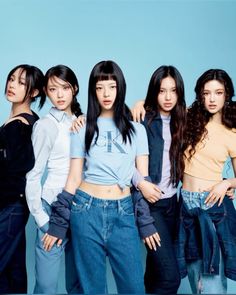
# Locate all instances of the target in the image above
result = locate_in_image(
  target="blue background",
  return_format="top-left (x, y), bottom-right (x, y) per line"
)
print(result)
top-left (0, 0), bottom-right (236, 293)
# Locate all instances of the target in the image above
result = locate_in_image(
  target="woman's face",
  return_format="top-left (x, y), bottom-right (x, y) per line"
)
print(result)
top-left (46, 76), bottom-right (75, 115)
top-left (96, 79), bottom-right (117, 116)
top-left (202, 80), bottom-right (226, 114)
top-left (157, 76), bottom-right (178, 116)
top-left (6, 68), bottom-right (27, 103)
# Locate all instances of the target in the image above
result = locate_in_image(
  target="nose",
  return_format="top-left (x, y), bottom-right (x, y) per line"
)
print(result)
top-left (104, 87), bottom-right (109, 97)
top-left (209, 93), bottom-right (215, 102)
top-left (165, 91), bottom-right (171, 101)
top-left (9, 80), bottom-right (16, 89)
top-left (57, 88), bottom-right (63, 98)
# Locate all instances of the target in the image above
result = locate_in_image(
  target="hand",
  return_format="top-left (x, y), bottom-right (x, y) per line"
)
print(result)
top-left (138, 180), bottom-right (163, 203)
top-left (226, 187), bottom-right (235, 199)
top-left (143, 232), bottom-right (161, 251)
top-left (42, 233), bottom-right (62, 251)
top-left (204, 179), bottom-right (231, 206)
top-left (70, 115), bottom-right (86, 132)
top-left (131, 100), bottom-right (145, 123)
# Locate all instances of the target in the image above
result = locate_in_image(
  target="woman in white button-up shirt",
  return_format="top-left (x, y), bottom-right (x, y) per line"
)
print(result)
top-left (26, 65), bottom-right (82, 294)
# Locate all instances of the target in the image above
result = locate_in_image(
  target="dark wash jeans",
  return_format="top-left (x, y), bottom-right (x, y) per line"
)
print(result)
top-left (0, 199), bottom-right (29, 294)
top-left (145, 194), bottom-right (181, 295)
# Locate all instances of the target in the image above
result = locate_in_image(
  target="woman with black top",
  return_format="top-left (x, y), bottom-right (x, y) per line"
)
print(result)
top-left (0, 64), bottom-right (45, 294)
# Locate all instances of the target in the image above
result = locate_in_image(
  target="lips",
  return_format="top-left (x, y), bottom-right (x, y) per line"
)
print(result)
top-left (103, 100), bottom-right (112, 105)
top-left (164, 103), bottom-right (172, 108)
top-left (57, 100), bottom-right (65, 105)
top-left (7, 90), bottom-right (15, 96)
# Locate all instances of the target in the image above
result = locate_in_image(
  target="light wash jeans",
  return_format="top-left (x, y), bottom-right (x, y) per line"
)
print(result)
top-left (34, 199), bottom-right (80, 294)
top-left (70, 189), bottom-right (145, 294)
top-left (181, 189), bottom-right (227, 294)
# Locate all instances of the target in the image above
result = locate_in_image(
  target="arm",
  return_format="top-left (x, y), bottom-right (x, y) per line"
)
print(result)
top-left (26, 119), bottom-right (57, 228)
top-left (43, 157), bottom-right (84, 251)
top-left (205, 158), bottom-right (236, 206)
top-left (131, 100), bottom-right (145, 123)
top-left (134, 154), bottom-right (161, 250)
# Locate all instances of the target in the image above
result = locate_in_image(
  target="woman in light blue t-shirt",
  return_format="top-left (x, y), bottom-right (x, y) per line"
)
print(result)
top-left (42, 60), bottom-right (160, 294)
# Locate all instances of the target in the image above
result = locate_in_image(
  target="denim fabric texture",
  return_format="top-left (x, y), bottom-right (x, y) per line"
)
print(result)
top-left (0, 200), bottom-right (29, 293)
top-left (70, 189), bottom-right (144, 294)
top-left (34, 199), bottom-right (80, 294)
top-left (144, 194), bottom-right (181, 294)
top-left (175, 189), bottom-right (236, 290)
top-left (142, 114), bottom-right (164, 184)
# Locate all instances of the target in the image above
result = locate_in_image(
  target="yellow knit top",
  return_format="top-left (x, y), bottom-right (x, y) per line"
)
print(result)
top-left (184, 121), bottom-right (236, 180)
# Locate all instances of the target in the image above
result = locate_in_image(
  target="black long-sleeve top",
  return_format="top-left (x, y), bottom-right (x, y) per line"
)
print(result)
top-left (0, 112), bottom-right (39, 206)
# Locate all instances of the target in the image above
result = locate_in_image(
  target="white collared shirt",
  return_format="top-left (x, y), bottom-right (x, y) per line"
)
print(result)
top-left (26, 107), bottom-right (76, 228)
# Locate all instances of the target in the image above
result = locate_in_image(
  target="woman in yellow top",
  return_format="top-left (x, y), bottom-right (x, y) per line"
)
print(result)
top-left (180, 69), bottom-right (236, 294)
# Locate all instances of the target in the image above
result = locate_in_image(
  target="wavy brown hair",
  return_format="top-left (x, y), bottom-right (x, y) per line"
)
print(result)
top-left (184, 69), bottom-right (236, 160)
top-left (144, 65), bottom-right (186, 185)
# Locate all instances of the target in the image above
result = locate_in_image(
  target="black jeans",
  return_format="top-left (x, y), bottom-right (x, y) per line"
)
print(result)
top-left (0, 200), bottom-right (29, 294)
top-left (144, 194), bottom-right (181, 294)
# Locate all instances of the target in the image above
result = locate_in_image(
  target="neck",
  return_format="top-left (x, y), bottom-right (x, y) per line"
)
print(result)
top-left (100, 109), bottom-right (114, 118)
top-left (10, 102), bottom-right (32, 118)
top-left (210, 111), bottom-right (222, 124)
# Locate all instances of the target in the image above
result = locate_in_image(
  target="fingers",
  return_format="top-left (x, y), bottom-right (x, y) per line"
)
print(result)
top-left (143, 232), bottom-right (161, 251)
top-left (42, 233), bottom-right (58, 251)
top-left (57, 239), bottom-right (63, 247)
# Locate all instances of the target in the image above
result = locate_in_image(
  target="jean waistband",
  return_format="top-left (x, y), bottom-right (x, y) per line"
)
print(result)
top-left (181, 189), bottom-right (209, 200)
top-left (181, 189), bottom-right (212, 210)
top-left (74, 189), bottom-right (132, 208)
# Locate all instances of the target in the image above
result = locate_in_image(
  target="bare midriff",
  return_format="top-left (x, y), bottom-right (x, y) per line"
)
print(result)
top-left (182, 173), bottom-right (220, 192)
top-left (79, 181), bottom-right (131, 199)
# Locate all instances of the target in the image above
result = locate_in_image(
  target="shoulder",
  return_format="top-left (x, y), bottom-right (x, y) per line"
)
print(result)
top-left (33, 115), bottom-right (59, 140)
top-left (131, 121), bottom-right (147, 137)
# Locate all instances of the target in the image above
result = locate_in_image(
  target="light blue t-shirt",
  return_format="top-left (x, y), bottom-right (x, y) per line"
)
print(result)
top-left (70, 117), bottom-right (149, 189)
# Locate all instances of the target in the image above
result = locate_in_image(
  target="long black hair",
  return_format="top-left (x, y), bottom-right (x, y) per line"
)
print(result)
top-left (144, 65), bottom-right (186, 184)
top-left (85, 60), bottom-right (135, 154)
top-left (5, 64), bottom-right (45, 109)
top-left (44, 65), bottom-right (82, 117)
top-left (185, 69), bottom-right (236, 159)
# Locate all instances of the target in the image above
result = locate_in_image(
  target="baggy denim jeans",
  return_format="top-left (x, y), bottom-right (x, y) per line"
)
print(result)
top-left (34, 199), bottom-right (80, 294)
top-left (181, 189), bottom-right (227, 294)
top-left (70, 189), bottom-right (144, 294)
top-left (0, 200), bottom-right (29, 294)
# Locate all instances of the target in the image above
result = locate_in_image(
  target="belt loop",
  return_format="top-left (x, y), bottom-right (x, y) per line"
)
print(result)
top-left (87, 195), bottom-right (93, 209)
top-left (117, 199), bottom-right (122, 213)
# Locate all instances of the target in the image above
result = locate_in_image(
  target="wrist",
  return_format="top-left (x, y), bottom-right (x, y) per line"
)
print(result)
top-left (223, 179), bottom-right (231, 189)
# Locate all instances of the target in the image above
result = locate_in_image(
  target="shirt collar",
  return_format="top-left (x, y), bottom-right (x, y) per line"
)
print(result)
top-left (49, 107), bottom-right (76, 122)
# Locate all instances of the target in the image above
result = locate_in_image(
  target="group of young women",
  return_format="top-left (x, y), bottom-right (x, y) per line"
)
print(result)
top-left (0, 60), bottom-right (236, 295)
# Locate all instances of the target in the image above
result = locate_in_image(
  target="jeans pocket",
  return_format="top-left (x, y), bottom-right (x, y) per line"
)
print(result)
top-left (119, 199), bottom-right (134, 216)
top-left (71, 198), bottom-right (88, 213)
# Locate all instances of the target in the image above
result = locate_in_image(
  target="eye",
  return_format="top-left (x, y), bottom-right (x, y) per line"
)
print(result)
top-left (49, 87), bottom-right (56, 92)
top-left (110, 85), bottom-right (117, 89)
top-left (9, 77), bottom-right (14, 82)
top-left (96, 86), bottom-right (102, 91)
top-left (203, 92), bottom-right (209, 97)
top-left (159, 89), bottom-right (165, 94)
top-left (19, 80), bottom-right (26, 86)
top-left (63, 85), bottom-right (70, 90)
top-left (172, 88), bottom-right (176, 93)
top-left (216, 91), bottom-right (224, 96)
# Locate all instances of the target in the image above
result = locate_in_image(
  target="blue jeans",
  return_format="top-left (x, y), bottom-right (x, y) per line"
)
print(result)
top-left (70, 189), bottom-right (144, 294)
top-left (182, 189), bottom-right (227, 294)
top-left (145, 194), bottom-right (180, 294)
top-left (0, 200), bottom-right (29, 294)
top-left (34, 199), bottom-right (80, 294)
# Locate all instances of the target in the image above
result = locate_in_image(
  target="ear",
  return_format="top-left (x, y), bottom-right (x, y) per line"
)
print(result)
top-left (73, 85), bottom-right (78, 94)
top-left (32, 89), bottom-right (39, 97)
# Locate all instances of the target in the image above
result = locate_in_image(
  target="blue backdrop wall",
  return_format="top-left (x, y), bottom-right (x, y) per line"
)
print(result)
top-left (0, 0), bottom-right (236, 293)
